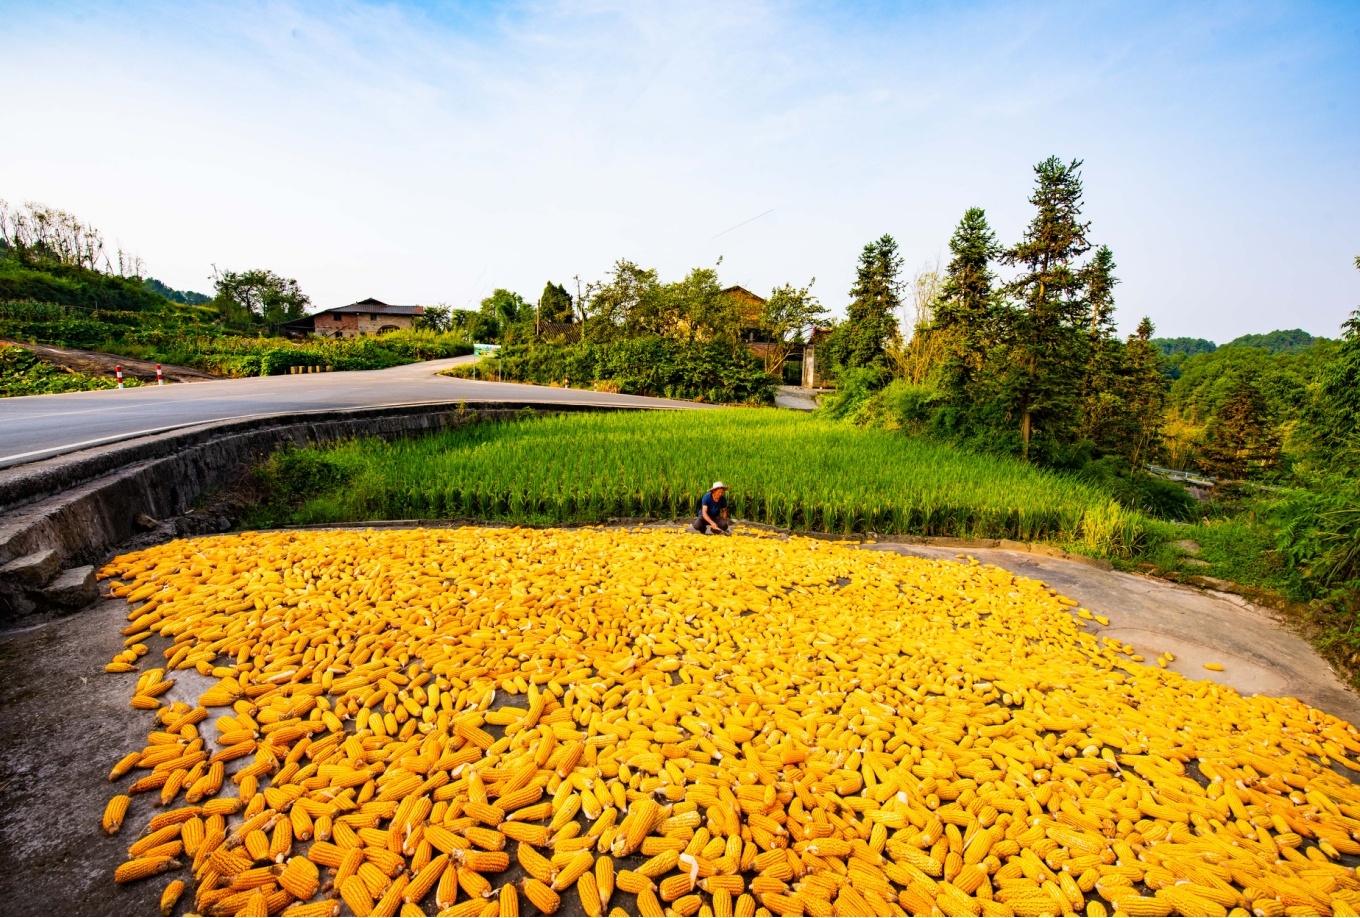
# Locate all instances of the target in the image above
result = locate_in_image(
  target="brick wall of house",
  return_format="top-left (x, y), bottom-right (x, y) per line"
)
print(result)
top-left (313, 312), bottom-right (415, 338)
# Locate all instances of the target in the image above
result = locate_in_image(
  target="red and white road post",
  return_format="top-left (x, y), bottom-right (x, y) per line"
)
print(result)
top-left (115, 366), bottom-right (123, 389)
top-left (156, 364), bottom-right (164, 386)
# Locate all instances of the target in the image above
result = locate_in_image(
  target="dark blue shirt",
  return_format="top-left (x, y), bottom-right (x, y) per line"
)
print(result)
top-left (701, 492), bottom-right (728, 518)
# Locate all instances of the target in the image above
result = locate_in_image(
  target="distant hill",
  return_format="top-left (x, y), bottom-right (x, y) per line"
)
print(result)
top-left (1223, 328), bottom-right (1320, 354)
top-left (142, 277), bottom-right (211, 306)
top-left (1151, 337), bottom-right (1216, 358)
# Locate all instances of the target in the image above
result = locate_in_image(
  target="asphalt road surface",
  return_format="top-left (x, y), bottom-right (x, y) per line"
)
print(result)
top-left (0, 356), bottom-right (705, 468)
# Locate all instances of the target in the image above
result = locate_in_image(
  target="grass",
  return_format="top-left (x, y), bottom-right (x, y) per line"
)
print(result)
top-left (244, 409), bottom-right (1146, 554)
top-left (1135, 516), bottom-right (1296, 597)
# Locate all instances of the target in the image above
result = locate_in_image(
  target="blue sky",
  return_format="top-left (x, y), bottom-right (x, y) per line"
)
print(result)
top-left (2, 1), bottom-right (1356, 340)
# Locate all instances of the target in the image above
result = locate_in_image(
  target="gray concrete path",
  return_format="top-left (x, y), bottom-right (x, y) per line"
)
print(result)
top-left (870, 543), bottom-right (1360, 724)
top-left (0, 356), bottom-right (706, 468)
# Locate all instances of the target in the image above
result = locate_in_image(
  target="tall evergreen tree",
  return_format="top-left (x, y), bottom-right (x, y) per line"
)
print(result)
top-left (1074, 245), bottom-right (1125, 451)
top-left (830, 234), bottom-right (904, 371)
top-left (1001, 156), bottom-right (1094, 460)
top-left (1123, 317), bottom-right (1167, 469)
top-left (1083, 246), bottom-right (1118, 338)
top-left (935, 208), bottom-right (1002, 403)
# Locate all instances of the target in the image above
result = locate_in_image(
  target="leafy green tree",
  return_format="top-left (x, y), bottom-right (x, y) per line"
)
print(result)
top-left (480, 289), bottom-right (528, 325)
top-left (1000, 156), bottom-right (1094, 460)
top-left (758, 281), bottom-right (825, 373)
top-left (417, 304), bottom-right (453, 332)
top-left (827, 234), bottom-right (904, 372)
top-left (1201, 377), bottom-right (1281, 479)
top-left (1152, 337), bottom-right (1217, 358)
top-left (665, 267), bottom-right (732, 345)
top-left (212, 268), bottom-right (310, 327)
top-left (1302, 256), bottom-right (1360, 471)
top-left (589, 261), bottom-right (662, 340)
top-left (478, 289), bottom-right (531, 341)
top-left (539, 282), bottom-right (574, 324)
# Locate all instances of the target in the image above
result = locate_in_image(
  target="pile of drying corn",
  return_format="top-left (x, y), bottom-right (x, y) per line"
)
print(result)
top-left (98, 527), bottom-right (1360, 918)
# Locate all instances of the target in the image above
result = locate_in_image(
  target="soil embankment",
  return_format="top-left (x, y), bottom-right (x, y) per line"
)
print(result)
top-left (4, 342), bottom-right (216, 383)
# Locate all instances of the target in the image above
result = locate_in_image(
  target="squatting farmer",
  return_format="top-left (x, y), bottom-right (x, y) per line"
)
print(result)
top-left (693, 481), bottom-right (730, 535)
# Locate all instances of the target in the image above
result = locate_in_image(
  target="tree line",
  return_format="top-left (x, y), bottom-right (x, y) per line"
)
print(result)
top-left (821, 157), bottom-right (1166, 470)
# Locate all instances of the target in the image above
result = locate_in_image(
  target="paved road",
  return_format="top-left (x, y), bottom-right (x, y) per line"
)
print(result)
top-left (0, 356), bottom-right (704, 468)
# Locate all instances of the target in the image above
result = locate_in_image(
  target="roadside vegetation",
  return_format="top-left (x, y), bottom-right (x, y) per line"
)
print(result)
top-left (0, 343), bottom-right (140, 396)
top-left (0, 199), bottom-right (470, 394)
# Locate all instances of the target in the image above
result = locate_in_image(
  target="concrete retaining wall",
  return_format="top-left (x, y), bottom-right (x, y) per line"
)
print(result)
top-left (0, 402), bottom-right (617, 622)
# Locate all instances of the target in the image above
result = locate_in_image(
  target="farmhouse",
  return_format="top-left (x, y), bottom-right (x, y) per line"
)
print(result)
top-left (284, 298), bottom-right (424, 338)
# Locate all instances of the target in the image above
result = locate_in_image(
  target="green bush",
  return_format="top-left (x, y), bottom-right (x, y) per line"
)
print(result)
top-left (1076, 456), bottom-right (1198, 521)
top-left (447, 338), bottom-right (776, 404)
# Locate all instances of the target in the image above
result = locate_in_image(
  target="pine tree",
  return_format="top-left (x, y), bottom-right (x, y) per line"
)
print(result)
top-left (1001, 157), bottom-right (1094, 460)
top-left (1083, 246), bottom-right (1118, 338)
top-left (1123, 317), bottom-right (1167, 469)
top-left (830, 234), bottom-right (904, 371)
top-left (935, 208), bottom-right (1002, 405)
top-left (1074, 245), bottom-right (1125, 452)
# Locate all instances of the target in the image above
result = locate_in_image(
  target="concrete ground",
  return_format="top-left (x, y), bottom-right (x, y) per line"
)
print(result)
top-left (773, 386), bottom-right (826, 411)
top-left (2, 536), bottom-right (1357, 915)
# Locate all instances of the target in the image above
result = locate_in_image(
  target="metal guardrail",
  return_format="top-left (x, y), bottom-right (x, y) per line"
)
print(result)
top-left (1146, 464), bottom-right (1216, 487)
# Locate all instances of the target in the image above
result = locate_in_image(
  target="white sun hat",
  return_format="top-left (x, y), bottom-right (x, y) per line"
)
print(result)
top-left (711, 481), bottom-right (726, 491)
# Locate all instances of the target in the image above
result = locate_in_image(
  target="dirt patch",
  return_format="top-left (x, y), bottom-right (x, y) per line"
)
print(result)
top-left (4, 342), bottom-right (216, 384)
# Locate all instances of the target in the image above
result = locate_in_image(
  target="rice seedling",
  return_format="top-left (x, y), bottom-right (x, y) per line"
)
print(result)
top-left (258, 409), bottom-right (1141, 550)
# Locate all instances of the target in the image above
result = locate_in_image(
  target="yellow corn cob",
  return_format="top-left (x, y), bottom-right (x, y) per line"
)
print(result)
top-left (436, 863), bottom-right (460, 911)
top-left (340, 875), bottom-right (376, 917)
top-left (636, 887), bottom-right (665, 918)
top-left (282, 899), bottom-right (341, 917)
top-left (114, 856), bottom-right (180, 884)
top-left (464, 826), bottom-right (506, 851)
top-left (497, 883), bottom-right (518, 917)
top-left (617, 870), bottom-right (655, 894)
top-left (459, 849), bottom-right (511, 874)
top-left (102, 795), bottom-right (131, 835)
top-left (578, 871), bottom-right (603, 917)
top-left (496, 785), bottom-right (543, 813)
top-left (109, 752), bottom-right (140, 782)
top-left (596, 855), bottom-right (614, 907)
top-left (552, 850), bottom-right (594, 891)
top-left (158, 879), bottom-right (185, 916)
top-left (501, 822), bottom-right (551, 846)
top-left (457, 865), bottom-right (493, 900)
top-left (521, 878), bottom-right (560, 914)
top-left (279, 856), bottom-right (320, 900)
top-left (517, 842), bottom-right (555, 886)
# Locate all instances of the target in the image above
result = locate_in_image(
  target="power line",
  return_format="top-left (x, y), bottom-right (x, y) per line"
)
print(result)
top-left (712, 206), bottom-right (777, 239)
